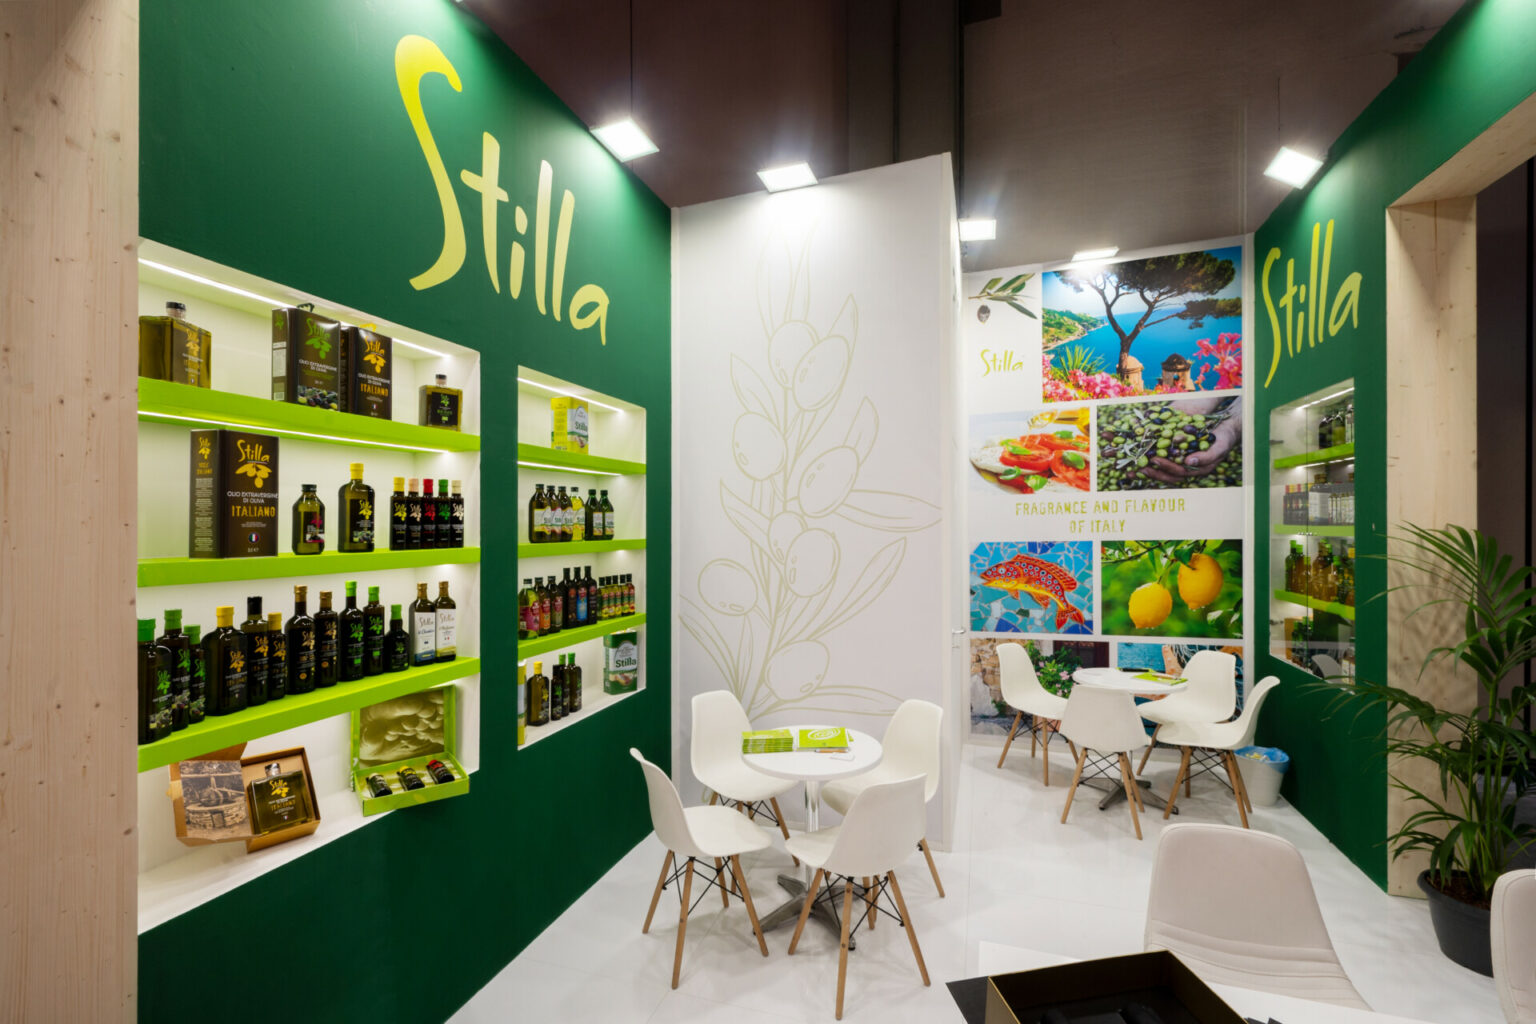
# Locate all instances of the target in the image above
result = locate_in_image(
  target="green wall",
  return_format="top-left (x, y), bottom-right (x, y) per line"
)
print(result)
top-left (1253, 0), bottom-right (1536, 887)
top-left (138, 2), bottom-right (671, 1020)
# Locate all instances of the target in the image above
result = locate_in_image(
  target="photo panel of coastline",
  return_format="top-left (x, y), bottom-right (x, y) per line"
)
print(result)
top-left (1096, 395), bottom-right (1243, 491)
top-left (1117, 641), bottom-right (1247, 711)
top-left (968, 407), bottom-right (1091, 496)
top-left (1042, 245), bottom-right (1243, 403)
top-left (970, 540), bottom-right (1094, 635)
top-left (1100, 539), bottom-right (1242, 639)
top-left (969, 637), bottom-right (1109, 736)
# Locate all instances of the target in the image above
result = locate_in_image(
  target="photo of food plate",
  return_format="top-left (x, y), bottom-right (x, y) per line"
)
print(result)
top-left (969, 407), bottom-right (1092, 494)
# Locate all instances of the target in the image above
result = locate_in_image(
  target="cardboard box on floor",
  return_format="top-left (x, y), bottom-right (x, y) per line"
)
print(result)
top-left (985, 951), bottom-right (1244, 1024)
top-left (167, 745), bottom-right (320, 854)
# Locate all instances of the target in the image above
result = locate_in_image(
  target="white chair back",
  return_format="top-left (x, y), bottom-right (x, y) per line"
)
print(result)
top-left (1178, 650), bottom-right (1238, 720)
top-left (881, 699), bottom-right (943, 803)
top-left (631, 748), bottom-right (706, 860)
top-left (1311, 652), bottom-right (1343, 679)
top-left (996, 642), bottom-right (1056, 712)
top-left (691, 690), bottom-right (752, 786)
top-left (1494, 869), bottom-right (1536, 1023)
top-left (1229, 675), bottom-right (1279, 748)
top-left (1060, 685), bottom-right (1149, 753)
top-left (1145, 822), bottom-right (1366, 1007)
top-left (822, 775), bottom-right (927, 878)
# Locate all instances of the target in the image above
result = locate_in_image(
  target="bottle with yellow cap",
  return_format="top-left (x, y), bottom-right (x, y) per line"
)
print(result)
top-left (389, 476), bottom-right (409, 550)
top-left (337, 462), bottom-right (374, 552)
top-left (205, 605), bottom-right (249, 715)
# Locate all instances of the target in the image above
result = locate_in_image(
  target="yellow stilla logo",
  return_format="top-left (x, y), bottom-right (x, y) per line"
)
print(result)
top-left (363, 337), bottom-right (387, 374)
top-left (270, 779), bottom-right (289, 798)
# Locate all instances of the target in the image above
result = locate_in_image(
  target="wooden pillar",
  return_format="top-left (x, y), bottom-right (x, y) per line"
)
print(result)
top-left (1, 0), bottom-right (139, 1017)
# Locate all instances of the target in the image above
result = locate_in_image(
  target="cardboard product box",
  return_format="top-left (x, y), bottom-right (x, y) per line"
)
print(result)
top-left (351, 685), bottom-right (469, 816)
top-left (339, 326), bottom-right (393, 419)
top-left (271, 306), bottom-right (341, 409)
top-left (984, 951), bottom-right (1244, 1024)
top-left (550, 396), bottom-right (589, 451)
top-left (168, 745), bottom-right (320, 854)
top-left (603, 631), bottom-right (640, 695)
top-left (138, 310), bottom-right (212, 387)
top-left (188, 428), bottom-right (279, 558)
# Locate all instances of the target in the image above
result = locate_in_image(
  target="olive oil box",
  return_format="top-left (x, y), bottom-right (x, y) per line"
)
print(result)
top-left (168, 745), bottom-right (320, 854)
top-left (189, 428), bottom-right (279, 558)
top-left (350, 685), bottom-right (469, 816)
top-left (550, 396), bottom-right (589, 452)
top-left (339, 326), bottom-right (393, 419)
top-left (271, 306), bottom-right (341, 409)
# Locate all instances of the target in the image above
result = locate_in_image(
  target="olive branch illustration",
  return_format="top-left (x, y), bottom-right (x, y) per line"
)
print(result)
top-left (679, 231), bottom-right (941, 720)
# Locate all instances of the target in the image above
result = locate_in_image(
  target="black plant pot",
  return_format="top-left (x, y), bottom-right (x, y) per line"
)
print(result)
top-left (1417, 871), bottom-right (1493, 976)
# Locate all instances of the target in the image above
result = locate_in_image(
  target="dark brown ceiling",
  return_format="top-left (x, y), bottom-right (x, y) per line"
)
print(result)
top-left (467, 0), bottom-right (1467, 268)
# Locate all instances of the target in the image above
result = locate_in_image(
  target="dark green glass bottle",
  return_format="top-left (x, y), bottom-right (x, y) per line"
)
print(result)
top-left (184, 624), bottom-right (208, 724)
top-left (340, 581), bottom-right (365, 682)
top-left (158, 609), bottom-right (192, 731)
top-left (240, 597), bottom-right (269, 706)
top-left (205, 605), bottom-right (249, 715)
top-left (265, 612), bottom-right (287, 700)
top-left (286, 585), bottom-right (316, 694)
top-left (363, 585), bottom-right (386, 676)
top-left (314, 590), bottom-right (339, 687)
top-left (385, 604), bottom-right (410, 672)
top-left (137, 618), bottom-right (173, 743)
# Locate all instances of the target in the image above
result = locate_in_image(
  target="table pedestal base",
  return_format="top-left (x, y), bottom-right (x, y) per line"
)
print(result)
top-left (756, 873), bottom-right (859, 950)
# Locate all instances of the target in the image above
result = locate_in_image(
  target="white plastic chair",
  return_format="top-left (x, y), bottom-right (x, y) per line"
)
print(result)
top-left (1158, 676), bottom-right (1280, 828)
top-left (785, 775), bottom-right (930, 1020)
top-left (1058, 686), bottom-right (1151, 839)
top-left (1493, 869), bottom-right (1536, 1023)
top-left (630, 748), bottom-right (772, 988)
top-left (822, 699), bottom-right (946, 896)
top-left (691, 690), bottom-right (799, 861)
top-left (995, 642), bottom-right (1075, 785)
top-left (1136, 650), bottom-right (1238, 774)
top-left (1145, 822), bottom-right (1369, 1008)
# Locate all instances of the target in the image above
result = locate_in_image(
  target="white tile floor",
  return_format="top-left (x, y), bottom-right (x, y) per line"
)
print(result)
top-left (452, 743), bottom-right (1505, 1023)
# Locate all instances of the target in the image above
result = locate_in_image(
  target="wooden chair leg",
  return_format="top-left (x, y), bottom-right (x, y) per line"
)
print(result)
top-left (1030, 716), bottom-right (1039, 758)
top-left (706, 791), bottom-right (718, 806)
top-left (643, 850), bottom-right (674, 933)
top-left (1164, 747), bottom-right (1191, 819)
top-left (1186, 761), bottom-right (1193, 797)
top-left (672, 859), bottom-right (694, 989)
top-left (1060, 747), bottom-right (1088, 824)
top-left (836, 881), bottom-right (855, 1020)
top-left (1137, 725), bottom-right (1161, 775)
top-left (731, 854), bottom-right (769, 957)
top-left (1041, 720), bottom-right (1052, 786)
top-left (788, 868), bottom-right (823, 955)
top-left (887, 869), bottom-right (930, 986)
top-left (864, 876), bottom-right (876, 930)
top-left (713, 857), bottom-right (730, 907)
top-left (1117, 754), bottom-right (1143, 840)
top-left (917, 836), bottom-right (946, 897)
top-left (1064, 735), bottom-right (1077, 760)
top-left (997, 711), bottom-right (1023, 768)
top-left (1221, 751), bottom-right (1250, 828)
top-left (769, 796), bottom-right (800, 866)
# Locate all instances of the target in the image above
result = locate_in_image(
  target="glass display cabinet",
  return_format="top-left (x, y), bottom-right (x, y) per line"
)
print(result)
top-left (1269, 378), bottom-right (1357, 679)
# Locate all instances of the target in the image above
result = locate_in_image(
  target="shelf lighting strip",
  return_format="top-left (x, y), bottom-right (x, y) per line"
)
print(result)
top-left (1294, 386), bottom-right (1355, 410)
top-left (138, 257), bottom-right (449, 358)
top-left (515, 459), bottom-right (622, 477)
top-left (1283, 455), bottom-right (1357, 471)
top-left (139, 410), bottom-right (452, 454)
top-left (516, 376), bottom-right (623, 413)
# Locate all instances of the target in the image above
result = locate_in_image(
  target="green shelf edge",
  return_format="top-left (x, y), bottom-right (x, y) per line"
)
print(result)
top-left (1271, 524), bottom-right (1355, 538)
top-left (138, 378), bottom-right (480, 453)
top-left (1272, 442), bottom-right (1355, 470)
top-left (517, 613), bottom-right (647, 660)
top-left (138, 547), bottom-right (482, 586)
top-left (1273, 590), bottom-right (1356, 621)
top-left (136, 658), bottom-right (482, 772)
top-left (516, 442), bottom-right (646, 475)
top-left (516, 539), bottom-right (646, 558)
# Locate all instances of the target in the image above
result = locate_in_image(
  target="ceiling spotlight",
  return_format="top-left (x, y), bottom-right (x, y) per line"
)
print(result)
top-left (1264, 146), bottom-right (1324, 188)
top-left (1070, 247), bottom-right (1119, 263)
top-left (592, 119), bottom-right (658, 162)
top-left (757, 162), bottom-right (818, 193)
top-left (958, 218), bottom-right (997, 242)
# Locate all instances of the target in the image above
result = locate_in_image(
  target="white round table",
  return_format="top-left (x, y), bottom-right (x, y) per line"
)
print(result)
top-left (1072, 666), bottom-right (1186, 696)
top-left (743, 725), bottom-right (882, 939)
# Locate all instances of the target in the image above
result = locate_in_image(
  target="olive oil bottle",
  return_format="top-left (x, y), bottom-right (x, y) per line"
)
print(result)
top-left (409, 582), bottom-right (436, 666)
top-left (338, 462), bottom-right (374, 552)
top-left (527, 660), bottom-right (550, 726)
top-left (363, 585), bottom-right (386, 675)
top-left (265, 612), bottom-right (287, 700)
top-left (434, 581), bottom-right (457, 662)
top-left (547, 574), bottom-right (564, 633)
top-left (519, 578), bottom-right (539, 640)
top-left (205, 605), bottom-right (249, 715)
top-left (239, 598), bottom-right (269, 706)
top-left (138, 300), bottom-right (212, 387)
top-left (314, 590), bottom-right (339, 687)
top-left (158, 609), bottom-right (193, 730)
top-left (551, 659), bottom-right (566, 721)
top-left (421, 478), bottom-right (437, 547)
top-left (389, 476), bottom-right (409, 550)
top-left (340, 581), bottom-right (366, 681)
top-left (529, 484), bottom-right (548, 543)
top-left (291, 484), bottom-right (325, 555)
top-left (566, 653), bottom-right (583, 713)
top-left (137, 619), bottom-right (173, 744)
top-left (535, 577), bottom-right (552, 635)
top-left (407, 478), bottom-right (423, 548)
top-left (286, 585), bottom-right (317, 695)
top-left (419, 373), bottom-right (462, 429)
top-left (598, 489), bottom-right (614, 540)
top-left (450, 480), bottom-right (465, 547)
top-left (184, 624), bottom-right (208, 723)
top-left (437, 479), bottom-right (453, 549)
top-left (386, 604), bottom-right (410, 672)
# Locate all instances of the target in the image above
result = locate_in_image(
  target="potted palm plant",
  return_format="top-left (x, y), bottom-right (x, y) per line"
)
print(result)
top-left (1320, 523), bottom-right (1536, 975)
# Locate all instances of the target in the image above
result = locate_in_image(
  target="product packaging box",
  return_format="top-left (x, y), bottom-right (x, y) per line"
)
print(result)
top-left (271, 306), bottom-right (341, 409)
top-left (188, 428), bottom-right (279, 558)
top-left (550, 396), bottom-right (589, 451)
top-left (984, 951), bottom-right (1243, 1024)
top-left (350, 685), bottom-right (469, 815)
top-left (138, 311), bottom-right (212, 387)
top-left (168, 745), bottom-right (320, 854)
top-left (339, 326), bottom-right (393, 419)
top-left (603, 631), bottom-right (640, 695)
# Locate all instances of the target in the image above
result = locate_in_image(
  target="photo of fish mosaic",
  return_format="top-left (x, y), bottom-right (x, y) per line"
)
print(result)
top-left (970, 541), bottom-right (1093, 635)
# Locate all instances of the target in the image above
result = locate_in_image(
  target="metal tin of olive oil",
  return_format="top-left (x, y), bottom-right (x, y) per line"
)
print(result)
top-left (271, 306), bottom-right (341, 409)
top-left (339, 326), bottom-right (393, 419)
top-left (188, 428), bottom-right (279, 558)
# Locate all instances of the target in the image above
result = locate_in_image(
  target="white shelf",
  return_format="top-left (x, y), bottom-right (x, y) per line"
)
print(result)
top-left (522, 685), bottom-right (643, 749)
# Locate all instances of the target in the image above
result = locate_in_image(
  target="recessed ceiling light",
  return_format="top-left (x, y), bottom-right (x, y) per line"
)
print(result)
top-left (1071, 247), bottom-right (1119, 263)
top-left (1264, 146), bottom-right (1324, 188)
top-left (592, 119), bottom-right (658, 162)
top-left (958, 218), bottom-right (996, 242)
top-left (757, 162), bottom-right (817, 192)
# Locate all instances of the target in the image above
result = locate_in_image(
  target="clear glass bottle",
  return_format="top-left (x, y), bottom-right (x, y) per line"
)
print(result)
top-left (247, 761), bottom-right (314, 836)
top-left (409, 582), bottom-right (436, 666)
top-left (292, 484), bottom-right (325, 555)
top-left (434, 581), bottom-right (456, 662)
top-left (338, 462), bottom-right (374, 552)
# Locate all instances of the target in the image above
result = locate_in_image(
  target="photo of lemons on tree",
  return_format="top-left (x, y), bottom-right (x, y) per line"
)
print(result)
top-left (1101, 539), bottom-right (1242, 638)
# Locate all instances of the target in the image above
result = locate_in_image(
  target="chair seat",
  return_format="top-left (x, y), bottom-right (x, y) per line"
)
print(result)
top-left (1157, 717), bottom-right (1244, 750)
top-left (1012, 690), bottom-right (1069, 720)
top-left (1149, 934), bottom-right (1369, 1009)
top-left (682, 805), bottom-right (773, 858)
top-left (784, 825), bottom-right (841, 871)
top-left (699, 760), bottom-right (797, 805)
top-left (1139, 695), bottom-right (1231, 728)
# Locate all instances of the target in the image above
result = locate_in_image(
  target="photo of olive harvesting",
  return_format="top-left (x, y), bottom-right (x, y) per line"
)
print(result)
top-left (1097, 396), bottom-right (1243, 491)
top-left (1100, 539), bottom-right (1243, 639)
